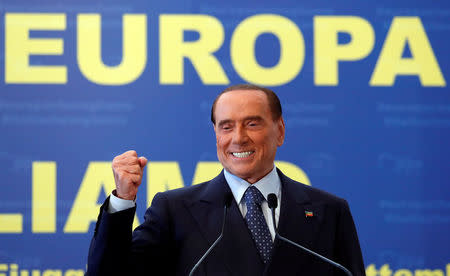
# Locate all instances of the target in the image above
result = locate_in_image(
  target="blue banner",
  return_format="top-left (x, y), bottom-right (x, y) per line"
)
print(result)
top-left (1, 0), bottom-right (449, 274)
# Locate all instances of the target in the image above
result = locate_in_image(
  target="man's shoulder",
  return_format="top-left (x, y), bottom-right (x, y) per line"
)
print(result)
top-left (279, 170), bottom-right (348, 206)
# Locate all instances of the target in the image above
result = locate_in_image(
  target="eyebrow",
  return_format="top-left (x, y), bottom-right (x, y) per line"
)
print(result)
top-left (217, 119), bottom-right (233, 128)
top-left (217, 116), bottom-right (264, 127)
top-left (244, 116), bottom-right (263, 122)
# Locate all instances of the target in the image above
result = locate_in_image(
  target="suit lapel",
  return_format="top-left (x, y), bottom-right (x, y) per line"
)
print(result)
top-left (266, 169), bottom-right (325, 274)
top-left (278, 174), bottom-right (324, 250)
top-left (186, 171), bottom-right (264, 275)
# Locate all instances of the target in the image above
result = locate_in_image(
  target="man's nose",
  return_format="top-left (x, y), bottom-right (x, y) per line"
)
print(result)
top-left (232, 126), bottom-right (249, 144)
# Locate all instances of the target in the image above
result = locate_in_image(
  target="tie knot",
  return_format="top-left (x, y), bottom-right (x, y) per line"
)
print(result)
top-left (243, 186), bottom-right (265, 206)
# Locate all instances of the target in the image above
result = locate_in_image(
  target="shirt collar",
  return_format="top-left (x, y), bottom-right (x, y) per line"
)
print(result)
top-left (224, 166), bottom-right (280, 205)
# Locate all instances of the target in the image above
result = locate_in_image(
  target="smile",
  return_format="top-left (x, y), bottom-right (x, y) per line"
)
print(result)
top-left (231, 151), bottom-right (254, 158)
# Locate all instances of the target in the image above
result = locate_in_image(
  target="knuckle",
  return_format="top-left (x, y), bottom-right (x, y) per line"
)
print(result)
top-left (126, 150), bottom-right (137, 157)
top-left (112, 157), bottom-right (119, 165)
top-left (127, 157), bottom-right (139, 166)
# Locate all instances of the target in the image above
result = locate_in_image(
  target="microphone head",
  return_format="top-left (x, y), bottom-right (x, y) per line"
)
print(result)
top-left (224, 193), bottom-right (233, 208)
top-left (267, 193), bottom-right (278, 209)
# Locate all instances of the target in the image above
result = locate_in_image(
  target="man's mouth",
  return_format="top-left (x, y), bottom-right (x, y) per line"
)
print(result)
top-left (231, 151), bottom-right (254, 158)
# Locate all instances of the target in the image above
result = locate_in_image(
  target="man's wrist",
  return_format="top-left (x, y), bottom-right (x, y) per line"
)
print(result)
top-left (108, 189), bottom-right (136, 213)
top-left (113, 189), bottom-right (137, 201)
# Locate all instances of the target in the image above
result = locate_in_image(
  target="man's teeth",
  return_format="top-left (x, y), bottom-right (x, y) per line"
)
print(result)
top-left (232, 151), bottom-right (253, 158)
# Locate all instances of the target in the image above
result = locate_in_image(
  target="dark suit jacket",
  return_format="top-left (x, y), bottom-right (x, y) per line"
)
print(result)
top-left (86, 169), bottom-right (365, 276)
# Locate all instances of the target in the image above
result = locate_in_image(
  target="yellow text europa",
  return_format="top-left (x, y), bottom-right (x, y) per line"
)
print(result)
top-left (4, 13), bottom-right (446, 87)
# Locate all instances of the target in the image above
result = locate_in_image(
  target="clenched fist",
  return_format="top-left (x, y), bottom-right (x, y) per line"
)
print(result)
top-left (112, 150), bottom-right (148, 200)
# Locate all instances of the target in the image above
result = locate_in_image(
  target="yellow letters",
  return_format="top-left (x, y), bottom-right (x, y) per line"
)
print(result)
top-left (193, 161), bottom-right (311, 186)
top-left (0, 214), bottom-right (22, 233)
top-left (42, 270), bottom-right (62, 276)
top-left (148, 161), bottom-right (310, 204)
top-left (5, 13), bottom-right (67, 84)
top-left (393, 269), bottom-right (413, 276)
top-left (414, 269), bottom-right (444, 276)
top-left (147, 162), bottom-right (185, 207)
top-left (370, 17), bottom-right (446, 87)
top-left (365, 264), bottom-right (377, 276)
top-left (64, 270), bottom-right (84, 276)
top-left (314, 16), bottom-right (375, 86)
top-left (77, 14), bottom-right (147, 85)
top-left (1, 160), bottom-right (310, 233)
top-left (32, 162), bottom-right (56, 233)
top-left (192, 162), bottom-right (223, 184)
top-left (231, 14), bottom-right (304, 86)
top-left (160, 15), bottom-right (229, 84)
top-left (3, 13), bottom-right (446, 87)
top-left (274, 161), bottom-right (311, 185)
top-left (64, 162), bottom-right (139, 233)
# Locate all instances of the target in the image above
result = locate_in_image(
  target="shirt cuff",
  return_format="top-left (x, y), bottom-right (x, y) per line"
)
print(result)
top-left (108, 190), bottom-right (136, 214)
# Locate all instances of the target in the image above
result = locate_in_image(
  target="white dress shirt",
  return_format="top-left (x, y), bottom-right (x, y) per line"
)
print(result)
top-left (108, 166), bottom-right (282, 240)
top-left (108, 190), bottom-right (136, 213)
top-left (224, 166), bottom-right (281, 241)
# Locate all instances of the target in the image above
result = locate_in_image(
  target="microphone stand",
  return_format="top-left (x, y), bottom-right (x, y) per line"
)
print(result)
top-left (268, 194), bottom-right (353, 276)
top-left (189, 196), bottom-right (231, 276)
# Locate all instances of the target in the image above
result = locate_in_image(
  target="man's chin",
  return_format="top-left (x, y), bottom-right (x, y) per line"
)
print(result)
top-left (228, 169), bottom-right (248, 177)
top-left (227, 167), bottom-right (255, 180)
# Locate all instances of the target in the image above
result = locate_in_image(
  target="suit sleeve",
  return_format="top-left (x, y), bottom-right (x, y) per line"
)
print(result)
top-left (86, 193), bottom-right (174, 276)
top-left (333, 200), bottom-right (366, 276)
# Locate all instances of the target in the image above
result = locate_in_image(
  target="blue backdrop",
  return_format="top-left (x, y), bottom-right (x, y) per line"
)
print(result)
top-left (1, 0), bottom-right (449, 275)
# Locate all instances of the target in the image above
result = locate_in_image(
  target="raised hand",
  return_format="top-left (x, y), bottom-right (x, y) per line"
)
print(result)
top-left (111, 150), bottom-right (147, 200)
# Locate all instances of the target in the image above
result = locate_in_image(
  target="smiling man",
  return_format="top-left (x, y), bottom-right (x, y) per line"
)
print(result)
top-left (212, 86), bottom-right (285, 184)
top-left (86, 84), bottom-right (366, 276)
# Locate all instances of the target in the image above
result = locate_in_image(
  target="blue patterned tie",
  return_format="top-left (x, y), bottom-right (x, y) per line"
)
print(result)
top-left (243, 186), bottom-right (274, 263)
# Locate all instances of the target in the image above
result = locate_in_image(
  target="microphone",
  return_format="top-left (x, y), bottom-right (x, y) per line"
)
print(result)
top-left (267, 193), bottom-right (353, 276)
top-left (189, 193), bottom-right (233, 276)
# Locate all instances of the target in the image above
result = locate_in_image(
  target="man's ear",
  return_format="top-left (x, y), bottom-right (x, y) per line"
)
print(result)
top-left (277, 117), bottom-right (285, 147)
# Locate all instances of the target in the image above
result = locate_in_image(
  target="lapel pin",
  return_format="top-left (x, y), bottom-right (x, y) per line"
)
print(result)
top-left (305, 211), bottom-right (314, 218)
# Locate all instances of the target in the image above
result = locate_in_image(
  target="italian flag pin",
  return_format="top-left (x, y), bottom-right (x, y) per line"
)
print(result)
top-left (305, 211), bottom-right (314, 217)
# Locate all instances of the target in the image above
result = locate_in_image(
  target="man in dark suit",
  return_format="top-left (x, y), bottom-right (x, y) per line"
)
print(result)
top-left (86, 84), bottom-right (366, 275)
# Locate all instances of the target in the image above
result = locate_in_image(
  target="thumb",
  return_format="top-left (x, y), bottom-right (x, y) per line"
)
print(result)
top-left (138, 156), bottom-right (148, 168)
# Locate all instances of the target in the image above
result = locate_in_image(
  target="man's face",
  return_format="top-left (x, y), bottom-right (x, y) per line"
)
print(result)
top-left (213, 90), bottom-right (285, 184)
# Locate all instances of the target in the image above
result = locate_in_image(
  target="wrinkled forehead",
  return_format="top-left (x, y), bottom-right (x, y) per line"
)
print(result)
top-left (215, 89), bottom-right (269, 111)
